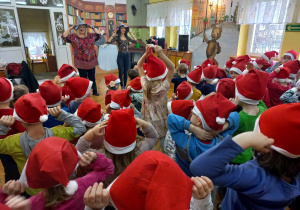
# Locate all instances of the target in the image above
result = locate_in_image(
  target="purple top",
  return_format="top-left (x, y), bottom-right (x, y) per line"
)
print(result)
top-left (62, 33), bottom-right (100, 70)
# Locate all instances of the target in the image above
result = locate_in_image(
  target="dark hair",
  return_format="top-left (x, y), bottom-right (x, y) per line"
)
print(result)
top-left (128, 69), bottom-right (139, 80)
top-left (9, 85), bottom-right (29, 108)
top-left (117, 26), bottom-right (129, 46)
top-left (257, 150), bottom-right (300, 179)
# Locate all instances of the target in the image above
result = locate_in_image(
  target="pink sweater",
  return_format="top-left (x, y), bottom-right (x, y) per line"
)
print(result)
top-left (0, 153), bottom-right (114, 210)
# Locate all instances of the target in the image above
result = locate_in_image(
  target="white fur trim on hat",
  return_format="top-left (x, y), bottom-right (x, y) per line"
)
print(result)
top-left (232, 61), bottom-right (237, 65)
top-left (110, 101), bottom-right (121, 110)
top-left (14, 109), bottom-right (48, 124)
top-left (274, 78), bottom-right (291, 83)
top-left (252, 60), bottom-right (258, 68)
top-left (194, 66), bottom-right (197, 70)
top-left (131, 87), bottom-right (143, 92)
top-left (76, 81), bottom-right (93, 101)
top-left (103, 114), bottom-right (110, 120)
top-left (64, 95), bottom-right (70, 100)
top-left (243, 70), bottom-right (249, 76)
top-left (216, 117), bottom-right (226, 125)
top-left (146, 68), bottom-right (168, 81)
top-left (201, 72), bottom-right (215, 82)
top-left (261, 54), bottom-right (270, 63)
top-left (104, 139), bottom-right (136, 155)
top-left (46, 99), bottom-right (62, 108)
top-left (192, 106), bottom-right (212, 131)
top-left (0, 78), bottom-right (14, 104)
top-left (230, 67), bottom-right (243, 75)
top-left (115, 78), bottom-right (121, 84)
top-left (284, 52), bottom-right (295, 60)
top-left (235, 87), bottom-right (259, 105)
top-left (39, 115), bottom-right (48, 122)
top-left (185, 89), bottom-right (193, 100)
top-left (187, 75), bottom-right (199, 84)
top-left (207, 64), bottom-right (211, 66)
top-left (65, 180), bottom-right (78, 195)
top-left (167, 101), bottom-right (172, 114)
top-left (290, 73), bottom-right (297, 79)
top-left (178, 59), bottom-right (182, 65)
top-left (60, 71), bottom-right (77, 82)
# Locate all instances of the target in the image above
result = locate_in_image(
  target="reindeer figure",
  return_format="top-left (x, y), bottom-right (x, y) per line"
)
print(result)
top-left (203, 24), bottom-right (222, 66)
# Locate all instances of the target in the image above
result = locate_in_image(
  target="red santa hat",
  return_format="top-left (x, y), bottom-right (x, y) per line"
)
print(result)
top-left (192, 93), bottom-right (237, 131)
top-left (230, 60), bottom-right (247, 75)
top-left (13, 93), bottom-right (48, 124)
top-left (175, 81), bottom-right (193, 100)
top-left (216, 67), bottom-right (227, 78)
top-left (104, 109), bottom-right (137, 154)
top-left (235, 69), bottom-right (269, 105)
top-left (201, 58), bottom-right (215, 69)
top-left (65, 77), bottom-right (93, 101)
top-left (262, 51), bottom-right (279, 63)
top-left (201, 65), bottom-right (218, 83)
top-left (37, 80), bottom-right (62, 107)
top-left (216, 78), bottom-right (235, 99)
top-left (178, 59), bottom-right (190, 67)
top-left (187, 67), bottom-right (202, 84)
top-left (0, 78), bottom-right (13, 103)
top-left (110, 89), bottom-right (131, 109)
top-left (254, 103), bottom-right (300, 158)
top-left (167, 100), bottom-right (194, 120)
top-left (274, 67), bottom-right (290, 83)
top-left (58, 64), bottom-right (78, 82)
top-left (225, 59), bottom-right (236, 70)
top-left (253, 58), bottom-right (271, 71)
top-left (145, 50), bottom-right (167, 81)
top-left (105, 90), bottom-right (115, 106)
top-left (104, 74), bottom-right (120, 86)
top-left (107, 151), bottom-right (193, 210)
top-left (236, 55), bottom-right (251, 63)
top-left (283, 60), bottom-right (300, 79)
top-left (130, 77), bottom-right (142, 92)
top-left (19, 137), bottom-right (81, 195)
top-left (0, 204), bottom-right (10, 210)
top-left (284, 49), bottom-right (299, 60)
top-left (74, 97), bottom-right (102, 127)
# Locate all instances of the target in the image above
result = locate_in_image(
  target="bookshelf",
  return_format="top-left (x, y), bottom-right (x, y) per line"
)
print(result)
top-left (116, 13), bottom-right (127, 23)
top-left (115, 4), bottom-right (127, 24)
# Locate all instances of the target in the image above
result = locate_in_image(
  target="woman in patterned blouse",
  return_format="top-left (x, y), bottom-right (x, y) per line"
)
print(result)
top-left (107, 22), bottom-right (138, 89)
top-left (62, 17), bottom-right (100, 96)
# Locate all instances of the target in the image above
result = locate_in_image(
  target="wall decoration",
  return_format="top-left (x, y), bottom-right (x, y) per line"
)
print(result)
top-left (54, 12), bottom-right (66, 46)
top-left (16, 0), bottom-right (63, 7)
top-left (0, 9), bottom-right (21, 47)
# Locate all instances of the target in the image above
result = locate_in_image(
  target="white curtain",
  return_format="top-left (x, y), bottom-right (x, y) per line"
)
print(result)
top-left (237, 0), bottom-right (298, 25)
top-left (23, 32), bottom-right (48, 59)
top-left (147, 0), bottom-right (192, 27)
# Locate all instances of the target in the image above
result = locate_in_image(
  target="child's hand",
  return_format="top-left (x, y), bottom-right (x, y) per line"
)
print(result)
top-left (53, 75), bottom-right (61, 85)
top-left (229, 96), bottom-right (239, 106)
top-left (145, 45), bottom-right (151, 56)
top-left (48, 107), bottom-right (62, 117)
top-left (135, 117), bottom-right (148, 129)
top-left (274, 68), bottom-right (280, 73)
top-left (2, 180), bottom-right (25, 195)
top-left (61, 96), bottom-right (67, 104)
top-left (0, 115), bottom-right (15, 127)
top-left (127, 85), bottom-right (131, 90)
top-left (109, 81), bottom-right (115, 87)
top-left (233, 132), bottom-right (274, 153)
top-left (191, 176), bottom-right (214, 200)
top-left (84, 182), bottom-right (110, 210)
top-left (5, 195), bottom-right (31, 210)
top-left (91, 120), bottom-right (108, 137)
top-left (79, 151), bottom-right (97, 167)
top-left (189, 125), bottom-right (213, 141)
top-left (154, 45), bottom-right (163, 55)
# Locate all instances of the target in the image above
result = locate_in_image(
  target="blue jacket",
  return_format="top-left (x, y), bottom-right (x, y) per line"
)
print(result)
top-left (43, 104), bottom-right (69, 128)
top-left (190, 136), bottom-right (300, 210)
top-left (167, 112), bottom-right (239, 177)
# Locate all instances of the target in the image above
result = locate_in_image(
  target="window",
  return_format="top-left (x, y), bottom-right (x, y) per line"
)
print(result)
top-left (157, 26), bottom-right (165, 38)
top-left (179, 9), bottom-right (192, 35)
top-left (23, 32), bottom-right (48, 60)
top-left (249, 23), bottom-right (285, 54)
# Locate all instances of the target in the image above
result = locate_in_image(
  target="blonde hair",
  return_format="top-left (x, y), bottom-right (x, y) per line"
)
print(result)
top-left (177, 63), bottom-right (188, 75)
top-left (144, 80), bottom-right (155, 102)
top-left (43, 185), bottom-right (72, 209)
top-left (75, 26), bottom-right (88, 37)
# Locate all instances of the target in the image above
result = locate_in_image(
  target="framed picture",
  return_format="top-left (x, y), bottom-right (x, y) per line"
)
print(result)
top-left (0, 9), bottom-right (21, 47)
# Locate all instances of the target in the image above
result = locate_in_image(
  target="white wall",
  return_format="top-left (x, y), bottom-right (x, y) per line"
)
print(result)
top-left (82, 0), bottom-right (126, 5)
top-left (224, 0), bottom-right (239, 20)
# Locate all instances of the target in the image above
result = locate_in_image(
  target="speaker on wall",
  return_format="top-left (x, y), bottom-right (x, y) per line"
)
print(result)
top-left (178, 35), bottom-right (189, 52)
top-left (157, 38), bottom-right (165, 49)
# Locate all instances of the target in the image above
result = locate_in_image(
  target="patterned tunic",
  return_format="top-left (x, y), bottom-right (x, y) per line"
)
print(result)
top-left (108, 36), bottom-right (137, 53)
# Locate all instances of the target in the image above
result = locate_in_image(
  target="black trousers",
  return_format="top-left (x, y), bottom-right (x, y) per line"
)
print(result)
top-left (78, 67), bottom-right (97, 94)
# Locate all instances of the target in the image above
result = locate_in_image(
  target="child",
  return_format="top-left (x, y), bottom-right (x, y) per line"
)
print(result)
top-left (76, 109), bottom-right (158, 187)
top-left (215, 67), bottom-right (227, 79)
top-left (66, 77), bottom-right (93, 114)
top-left (171, 63), bottom-right (188, 92)
top-left (201, 58), bottom-right (215, 69)
top-left (270, 49), bottom-right (299, 72)
top-left (231, 69), bottom-right (269, 164)
top-left (128, 68), bottom-right (139, 81)
top-left (0, 136), bottom-right (114, 210)
top-left (84, 151), bottom-right (214, 210)
top-left (216, 78), bottom-right (235, 100)
top-left (229, 60), bottom-right (247, 79)
top-left (260, 50), bottom-right (278, 63)
top-left (105, 90), bottom-right (115, 106)
top-left (9, 85), bottom-right (29, 109)
top-left (190, 103), bottom-right (300, 210)
top-left (252, 58), bottom-right (271, 71)
top-left (0, 93), bottom-right (86, 195)
top-left (171, 81), bottom-right (193, 101)
top-left (235, 55), bottom-right (251, 63)
top-left (224, 58), bottom-right (236, 75)
top-left (280, 86), bottom-right (300, 103)
top-left (199, 65), bottom-right (219, 98)
top-left (266, 67), bottom-right (291, 107)
top-left (127, 77), bottom-right (143, 112)
top-left (56, 64), bottom-right (78, 107)
top-left (168, 93), bottom-right (239, 177)
top-left (283, 60), bottom-right (300, 87)
top-left (0, 78), bottom-right (26, 183)
top-left (137, 45), bottom-right (175, 151)
top-left (186, 67), bottom-right (202, 101)
top-left (104, 74), bottom-right (120, 92)
top-left (37, 80), bottom-right (69, 128)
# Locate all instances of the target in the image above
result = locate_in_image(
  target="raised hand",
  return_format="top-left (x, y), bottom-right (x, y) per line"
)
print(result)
top-left (91, 120), bottom-right (108, 137)
top-left (48, 106), bottom-right (62, 117)
top-left (79, 151), bottom-right (97, 167)
top-left (5, 195), bottom-right (31, 210)
top-left (0, 115), bottom-right (15, 127)
top-left (84, 182), bottom-right (110, 210)
top-left (2, 180), bottom-right (25, 195)
top-left (191, 176), bottom-right (214, 200)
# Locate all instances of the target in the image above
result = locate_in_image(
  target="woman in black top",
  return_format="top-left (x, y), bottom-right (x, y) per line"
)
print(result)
top-left (107, 22), bottom-right (137, 89)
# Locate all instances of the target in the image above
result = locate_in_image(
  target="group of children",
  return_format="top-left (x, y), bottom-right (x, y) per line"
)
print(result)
top-left (0, 45), bottom-right (300, 210)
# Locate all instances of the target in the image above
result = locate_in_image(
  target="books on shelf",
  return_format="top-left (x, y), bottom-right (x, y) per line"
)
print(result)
top-left (116, 13), bottom-right (127, 21)
top-left (80, 12), bottom-right (105, 20)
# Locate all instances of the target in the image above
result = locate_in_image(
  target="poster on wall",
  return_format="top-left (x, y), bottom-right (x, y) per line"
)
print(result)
top-left (16, 0), bottom-right (63, 7)
top-left (54, 12), bottom-right (66, 46)
top-left (0, 9), bottom-right (21, 47)
top-left (191, 0), bottom-right (206, 38)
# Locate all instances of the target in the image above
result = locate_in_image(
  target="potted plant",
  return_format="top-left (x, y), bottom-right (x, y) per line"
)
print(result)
top-left (43, 43), bottom-right (52, 57)
top-left (42, 56), bottom-right (46, 62)
top-left (203, 17), bottom-right (208, 26)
